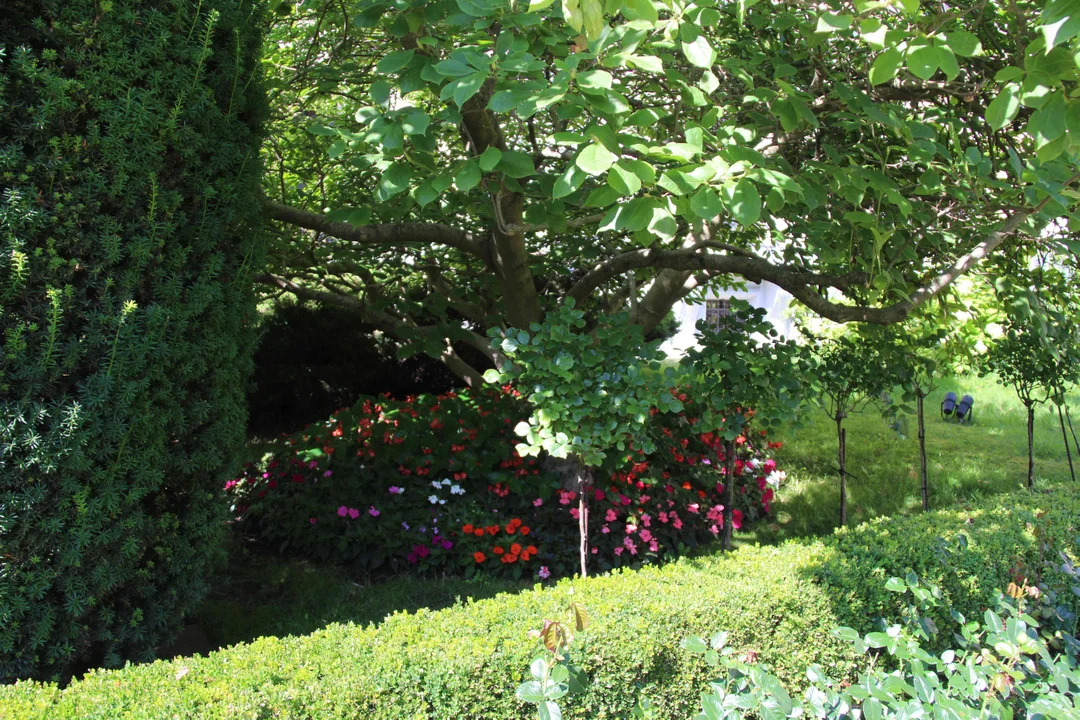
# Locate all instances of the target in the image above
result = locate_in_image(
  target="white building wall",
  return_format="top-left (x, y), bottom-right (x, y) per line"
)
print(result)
top-left (660, 281), bottom-right (796, 357)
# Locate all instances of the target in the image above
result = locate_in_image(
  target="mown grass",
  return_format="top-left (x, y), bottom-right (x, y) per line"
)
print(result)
top-left (200, 374), bottom-right (1079, 650)
top-left (756, 374), bottom-right (1079, 541)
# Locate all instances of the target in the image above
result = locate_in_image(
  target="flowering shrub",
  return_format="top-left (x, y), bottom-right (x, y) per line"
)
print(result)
top-left (228, 388), bottom-right (786, 579)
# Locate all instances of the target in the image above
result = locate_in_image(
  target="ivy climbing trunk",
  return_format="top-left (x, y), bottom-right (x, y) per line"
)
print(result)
top-left (1027, 403), bottom-right (1035, 489)
top-left (723, 438), bottom-right (736, 552)
top-left (1059, 405), bottom-right (1076, 483)
top-left (837, 416), bottom-right (847, 526)
top-left (917, 392), bottom-right (928, 511)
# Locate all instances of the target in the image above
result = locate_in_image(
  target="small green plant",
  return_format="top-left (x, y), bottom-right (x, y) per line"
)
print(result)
top-left (684, 558), bottom-right (1080, 720)
top-left (486, 299), bottom-right (682, 577)
top-left (516, 601), bottom-right (591, 720)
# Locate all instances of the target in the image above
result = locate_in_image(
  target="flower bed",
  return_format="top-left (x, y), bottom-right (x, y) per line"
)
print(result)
top-left (229, 388), bottom-right (786, 578)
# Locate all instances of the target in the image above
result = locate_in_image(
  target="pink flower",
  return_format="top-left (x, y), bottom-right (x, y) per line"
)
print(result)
top-left (323, 470), bottom-right (333, 477)
top-left (369, 506), bottom-right (380, 517)
top-left (733, 509), bottom-right (743, 530)
top-left (224, 480), bottom-right (238, 491)
top-left (673, 516), bottom-right (683, 530)
top-left (620, 495), bottom-right (631, 506)
top-left (389, 486), bottom-right (404, 494)
top-left (625, 523), bottom-right (637, 534)
top-left (308, 460), bottom-right (318, 469)
top-left (688, 503), bottom-right (700, 513)
top-left (649, 540), bottom-right (659, 552)
top-left (764, 458), bottom-right (777, 474)
top-left (309, 517), bottom-right (318, 525)
top-left (533, 498), bottom-right (543, 507)
top-left (710, 524), bottom-right (720, 535)
top-left (614, 547), bottom-right (624, 556)
top-left (601, 525), bottom-right (611, 534)
top-left (605, 509), bottom-right (617, 522)
top-left (538, 566), bottom-right (551, 579)
top-left (757, 477), bottom-right (767, 491)
top-left (337, 506), bottom-right (348, 517)
top-left (591, 547), bottom-right (598, 554)
top-left (639, 529), bottom-right (653, 542)
top-left (641, 513), bottom-right (651, 527)
top-left (348, 507), bottom-right (360, 519)
top-left (414, 544), bottom-right (430, 558)
top-left (659, 511), bottom-right (669, 523)
top-left (594, 489), bottom-right (605, 500)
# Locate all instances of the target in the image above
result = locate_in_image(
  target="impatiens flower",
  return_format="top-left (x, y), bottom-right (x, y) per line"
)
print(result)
top-left (369, 506), bottom-right (380, 517)
top-left (519, 526), bottom-right (530, 536)
top-left (337, 506), bottom-right (348, 517)
top-left (641, 513), bottom-right (651, 527)
top-left (309, 517), bottom-right (318, 525)
top-left (620, 495), bottom-right (631, 506)
top-left (428, 495), bottom-right (439, 504)
top-left (450, 484), bottom-right (465, 495)
top-left (614, 547), bottom-right (624, 556)
top-left (538, 566), bottom-right (551, 579)
top-left (431, 481), bottom-right (442, 490)
top-left (348, 507), bottom-right (360, 519)
top-left (605, 509), bottom-right (617, 522)
top-left (593, 489), bottom-right (605, 501)
top-left (415, 544), bottom-right (430, 558)
top-left (401, 521), bottom-right (410, 530)
top-left (672, 516), bottom-right (683, 530)
top-left (625, 523), bottom-right (637, 534)
top-left (649, 540), bottom-right (659, 552)
top-left (639, 529), bottom-right (653, 543)
top-left (474, 551), bottom-right (487, 563)
top-left (601, 525), bottom-right (610, 534)
top-left (569, 508), bottom-right (579, 519)
top-left (389, 486), bottom-right (404, 494)
top-left (533, 498), bottom-right (543, 507)
top-left (323, 470), bottom-right (333, 477)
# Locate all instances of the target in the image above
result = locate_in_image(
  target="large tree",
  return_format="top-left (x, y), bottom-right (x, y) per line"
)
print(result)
top-left (259, 0), bottom-right (1080, 384)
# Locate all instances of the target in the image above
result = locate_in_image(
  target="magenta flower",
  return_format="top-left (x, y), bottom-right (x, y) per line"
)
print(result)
top-left (348, 507), bottom-right (360, 519)
top-left (533, 498), bottom-right (543, 507)
top-left (639, 529), bottom-right (653, 543)
top-left (614, 547), bottom-right (624, 556)
top-left (369, 506), bottom-right (380, 517)
top-left (569, 507), bottom-right (580, 519)
top-left (605, 509), bottom-right (617, 522)
top-left (538, 566), bottom-right (551, 579)
top-left (337, 506), bottom-right (348, 517)
top-left (389, 486), bottom-right (404, 495)
top-left (323, 470), bottom-right (333, 477)
top-left (601, 525), bottom-right (611, 534)
top-left (309, 517), bottom-right (318, 525)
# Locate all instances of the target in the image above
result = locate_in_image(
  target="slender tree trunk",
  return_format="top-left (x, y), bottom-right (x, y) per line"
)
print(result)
top-left (723, 438), bottom-right (736, 551)
top-left (837, 416), bottom-right (847, 526)
top-left (1066, 405), bottom-right (1080, 458)
top-left (576, 459), bottom-right (591, 578)
top-left (918, 392), bottom-right (929, 511)
top-left (1060, 404), bottom-right (1076, 483)
top-left (1027, 403), bottom-right (1035, 489)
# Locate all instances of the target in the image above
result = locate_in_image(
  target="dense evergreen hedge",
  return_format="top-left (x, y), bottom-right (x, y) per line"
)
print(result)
top-left (0, 0), bottom-right (264, 682)
top-left (2, 489), bottom-right (1075, 718)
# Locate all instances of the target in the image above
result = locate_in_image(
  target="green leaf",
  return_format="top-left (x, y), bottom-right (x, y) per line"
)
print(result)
top-left (479, 147), bottom-right (503, 172)
top-left (456, 160), bottom-right (482, 192)
top-left (934, 46), bottom-right (959, 81)
top-left (690, 187), bottom-right (724, 219)
top-left (622, 0), bottom-right (658, 23)
top-left (453, 72), bottom-right (487, 107)
top-left (681, 36), bottom-right (716, 68)
top-left (577, 70), bottom-right (614, 90)
top-left (376, 50), bottom-right (415, 74)
top-left (726, 178), bottom-right (761, 227)
top-left (681, 636), bottom-right (708, 654)
top-left (498, 150), bottom-right (536, 177)
top-left (517, 681), bottom-right (546, 704)
top-left (906, 45), bottom-right (939, 81)
top-left (944, 31), bottom-right (982, 57)
top-left (539, 701), bottom-right (563, 720)
top-left (528, 0), bottom-right (556, 10)
top-left (553, 165), bottom-right (588, 199)
top-left (370, 79), bottom-right (392, 106)
top-left (576, 143), bottom-right (619, 176)
top-left (816, 13), bottom-right (853, 32)
top-left (987, 83), bottom-right (1021, 130)
top-left (608, 164), bottom-right (642, 195)
top-left (869, 48), bottom-right (903, 85)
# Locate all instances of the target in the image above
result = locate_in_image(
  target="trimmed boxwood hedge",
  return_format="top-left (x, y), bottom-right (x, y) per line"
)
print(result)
top-left (1, 488), bottom-right (1076, 719)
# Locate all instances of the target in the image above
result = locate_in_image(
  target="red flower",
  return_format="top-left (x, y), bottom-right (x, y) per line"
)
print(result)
top-left (486, 525), bottom-right (500, 535)
top-left (519, 526), bottom-right (530, 536)
top-left (473, 528), bottom-right (485, 537)
top-left (510, 543), bottom-right (522, 555)
top-left (492, 546), bottom-right (505, 555)
top-left (473, 552), bottom-right (486, 563)
top-left (463, 524), bottom-right (475, 534)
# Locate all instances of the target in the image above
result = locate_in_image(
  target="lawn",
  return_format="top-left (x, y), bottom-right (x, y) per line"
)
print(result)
top-left (197, 374), bottom-right (1079, 652)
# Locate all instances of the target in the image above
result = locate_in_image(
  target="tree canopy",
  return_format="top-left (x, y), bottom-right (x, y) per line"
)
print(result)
top-left (260, 0), bottom-right (1080, 384)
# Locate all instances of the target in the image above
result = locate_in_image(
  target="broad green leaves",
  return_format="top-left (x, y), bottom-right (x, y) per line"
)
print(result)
top-left (576, 143), bottom-right (618, 176)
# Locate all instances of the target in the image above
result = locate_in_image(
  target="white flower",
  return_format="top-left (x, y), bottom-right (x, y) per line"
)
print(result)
top-left (450, 484), bottom-right (464, 495)
top-left (440, 478), bottom-right (452, 487)
top-left (766, 470), bottom-right (786, 489)
top-left (439, 498), bottom-right (446, 505)
top-left (431, 481), bottom-right (442, 489)
top-left (428, 495), bottom-right (439, 504)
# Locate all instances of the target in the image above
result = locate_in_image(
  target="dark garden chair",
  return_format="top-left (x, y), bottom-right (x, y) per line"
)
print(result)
top-left (955, 394), bottom-right (974, 424)
top-left (941, 391), bottom-right (957, 420)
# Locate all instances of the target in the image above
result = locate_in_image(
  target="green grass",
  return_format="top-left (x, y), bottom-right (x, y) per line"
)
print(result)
top-left (758, 374), bottom-right (1079, 540)
top-left (200, 374), bottom-right (1079, 651)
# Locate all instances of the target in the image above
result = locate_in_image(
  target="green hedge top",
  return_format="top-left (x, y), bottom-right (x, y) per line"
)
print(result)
top-left (2, 488), bottom-right (1075, 719)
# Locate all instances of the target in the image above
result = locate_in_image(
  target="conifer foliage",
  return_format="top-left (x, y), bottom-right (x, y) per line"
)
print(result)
top-left (0, 0), bottom-right (264, 682)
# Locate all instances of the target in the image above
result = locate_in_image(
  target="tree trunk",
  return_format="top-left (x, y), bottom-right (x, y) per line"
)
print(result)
top-left (1027, 403), bottom-right (1035, 489)
top-left (723, 438), bottom-right (736, 552)
top-left (918, 392), bottom-right (928, 511)
top-left (1060, 404), bottom-right (1076, 483)
top-left (576, 461), bottom-right (590, 578)
top-left (837, 417), bottom-right (847, 526)
top-left (1067, 405), bottom-right (1080, 458)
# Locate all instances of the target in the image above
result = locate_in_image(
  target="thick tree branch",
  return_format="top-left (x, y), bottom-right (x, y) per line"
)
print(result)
top-left (255, 272), bottom-right (487, 386)
top-left (566, 203), bottom-right (1055, 325)
top-left (264, 200), bottom-right (484, 257)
